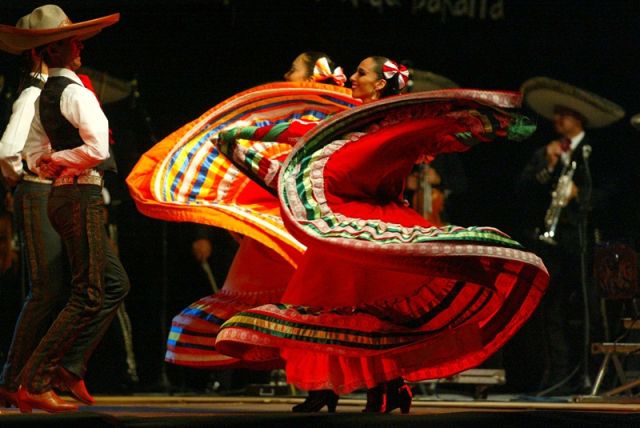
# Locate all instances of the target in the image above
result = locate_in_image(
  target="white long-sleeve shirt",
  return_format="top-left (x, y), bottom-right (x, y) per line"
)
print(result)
top-left (0, 73), bottom-right (47, 182)
top-left (24, 68), bottom-right (110, 177)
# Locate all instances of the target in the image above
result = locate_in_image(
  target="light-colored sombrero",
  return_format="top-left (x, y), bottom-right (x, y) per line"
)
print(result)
top-left (409, 68), bottom-right (459, 92)
top-left (631, 113), bottom-right (640, 130)
top-left (521, 76), bottom-right (625, 128)
top-left (0, 4), bottom-right (119, 55)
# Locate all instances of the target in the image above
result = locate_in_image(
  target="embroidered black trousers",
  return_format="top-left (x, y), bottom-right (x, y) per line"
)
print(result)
top-left (20, 182), bottom-right (130, 392)
top-left (0, 181), bottom-right (66, 390)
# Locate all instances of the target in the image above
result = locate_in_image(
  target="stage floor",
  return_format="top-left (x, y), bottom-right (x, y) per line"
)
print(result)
top-left (1, 394), bottom-right (640, 427)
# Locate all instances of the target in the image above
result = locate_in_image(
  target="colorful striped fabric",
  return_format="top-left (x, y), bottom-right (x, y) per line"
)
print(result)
top-left (217, 119), bottom-right (321, 189)
top-left (126, 82), bottom-right (359, 266)
top-left (165, 293), bottom-right (285, 369)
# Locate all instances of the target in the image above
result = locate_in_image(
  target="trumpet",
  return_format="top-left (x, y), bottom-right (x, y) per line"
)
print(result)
top-left (539, 159), bottom-right (577, 245)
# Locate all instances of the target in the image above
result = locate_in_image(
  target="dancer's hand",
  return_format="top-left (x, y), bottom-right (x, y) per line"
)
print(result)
top-left (37, 154), bottom-right (61, 178)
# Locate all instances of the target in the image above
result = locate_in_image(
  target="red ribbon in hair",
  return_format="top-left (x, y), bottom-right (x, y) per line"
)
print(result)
top-left (382, 60), bottom-right (409, 90)
top-left (312, 57), bottom-right (347, 86)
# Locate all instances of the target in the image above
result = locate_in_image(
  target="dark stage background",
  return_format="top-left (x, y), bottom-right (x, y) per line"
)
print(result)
top-left (1, 0), bottom-right (639, 392)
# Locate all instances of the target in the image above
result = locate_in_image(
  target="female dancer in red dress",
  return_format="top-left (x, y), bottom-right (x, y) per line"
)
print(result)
top-left (289, 56), bottom-right (412, 412)
top-left (215, 56), bottom-right (548, 413)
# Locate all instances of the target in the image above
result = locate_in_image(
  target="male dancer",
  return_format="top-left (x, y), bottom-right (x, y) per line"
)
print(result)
top-left (0, 5), bottom-right (97, 409)
top-left (16, 6), bottom-right (128, 413)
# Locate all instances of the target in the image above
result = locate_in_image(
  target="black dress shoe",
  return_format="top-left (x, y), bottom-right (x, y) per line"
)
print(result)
top-left (292, 389), bottom-right (339, 413)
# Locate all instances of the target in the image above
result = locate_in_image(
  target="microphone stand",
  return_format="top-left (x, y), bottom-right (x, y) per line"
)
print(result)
top-left (578, 144), bottom-right (593, 390)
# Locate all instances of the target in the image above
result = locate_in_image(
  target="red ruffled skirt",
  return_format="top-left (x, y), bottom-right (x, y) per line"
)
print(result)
top-left (216, 91), bottom-right (549, 393)
top-left (217, 245), bottom-right (545, 392)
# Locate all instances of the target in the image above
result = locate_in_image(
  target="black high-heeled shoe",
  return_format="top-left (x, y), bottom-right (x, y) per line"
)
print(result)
top-left (292, 389), bottom-right (339, 413)
top-left (363, 383), bottom-right (385, 413)
top-left (363, 378), bottom-right (412, 414)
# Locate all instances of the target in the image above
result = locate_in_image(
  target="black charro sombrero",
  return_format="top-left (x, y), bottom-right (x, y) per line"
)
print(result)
top-left (521, 76), bottom-right (625, 128)
top-left (0, 4), bottom-right (119, 55)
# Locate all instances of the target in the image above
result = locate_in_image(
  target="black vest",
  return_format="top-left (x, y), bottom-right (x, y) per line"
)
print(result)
top-left (39, 75), bottom-right (116, 172)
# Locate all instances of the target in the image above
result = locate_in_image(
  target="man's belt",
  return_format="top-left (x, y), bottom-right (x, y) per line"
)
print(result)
top-left (22, 174), bottom-right (53, 185)
top-left (53, 169), bottom-right (103, 187)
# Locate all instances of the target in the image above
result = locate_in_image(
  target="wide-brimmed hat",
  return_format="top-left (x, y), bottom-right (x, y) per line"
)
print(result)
top-left (631, 113), bottom-right (640, 130)
top-left (0, 4), bottom-right (119, 55)
top-left (521, 76), bottom-right (625, 128)
top-left (409, 68), bottom-right (459, 93)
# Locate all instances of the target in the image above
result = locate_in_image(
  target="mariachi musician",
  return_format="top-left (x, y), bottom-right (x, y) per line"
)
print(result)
top-left (513, 76), bottom-right (624, 393)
